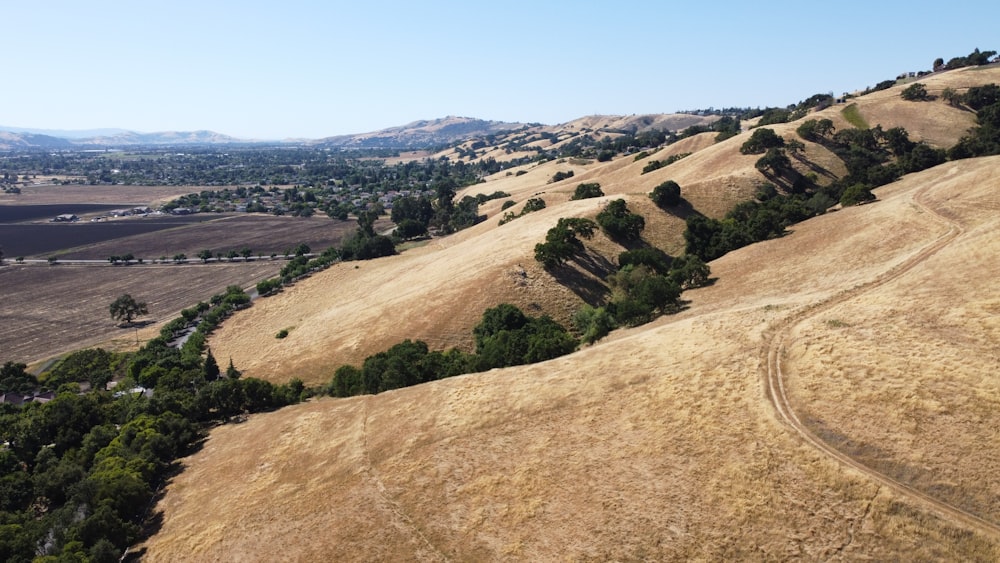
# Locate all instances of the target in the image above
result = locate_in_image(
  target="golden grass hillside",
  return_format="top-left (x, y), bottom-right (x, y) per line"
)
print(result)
top-left (143, 156), bottom-right (1000, 561)
top-left (209, 65), bottom-right (1000, 386)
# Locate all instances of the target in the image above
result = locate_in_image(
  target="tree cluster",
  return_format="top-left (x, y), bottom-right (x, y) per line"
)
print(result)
top-left (596, 199), bottom-right (645, 241)
top-left (949, 83), bottom-right (1000, 159)
top-left (533, 218), bottom-right (598, 269)
top-left (327, 304), bottom-right (577, 397)
top-left (570, 182), bottom-right (604, 200)
top-left (0, 326), bottom-right (304, 562)
top-left (935, 48), bottom-right (998, 71)
top-left (498, 197), bottom-right (546, 226)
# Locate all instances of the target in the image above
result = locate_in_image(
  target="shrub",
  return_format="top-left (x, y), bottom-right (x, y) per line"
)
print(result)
top-left (571, 182), bottom-right (604, 200)
top-left (900, 82), bottom-right (930, 101)
top-left (840, 184), bottom-right (876, 206)
top-left (276, 329), bottom-right (289, 339)
top-left (573, 305), bottom-right (617, 345)
top-left (650, 180), bottom-right (681, 208)
top-left (740, 128), bottom-right (784, 154)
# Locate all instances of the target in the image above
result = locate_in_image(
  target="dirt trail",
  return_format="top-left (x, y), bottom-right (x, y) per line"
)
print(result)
top-left (361, 397), bottom-right (450, 562)
top-left (763, 184), bottom-right (1000, 539)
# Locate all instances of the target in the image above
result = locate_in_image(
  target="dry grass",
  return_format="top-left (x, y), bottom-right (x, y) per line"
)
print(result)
top-left (208, 70), bottom-right (1000, 387)
top-left (145, 157), bottom-right (1000, 560)
top-left (139, 73), bottom-right (1000, 559)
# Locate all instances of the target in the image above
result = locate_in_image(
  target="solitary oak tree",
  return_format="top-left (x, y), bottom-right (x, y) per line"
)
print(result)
top-left (110, 294), bottom-right (148, 325)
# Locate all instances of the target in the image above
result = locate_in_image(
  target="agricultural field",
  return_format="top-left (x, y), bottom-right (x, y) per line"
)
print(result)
top-left (0, 261), bottom-right (283, 367)
top-left (0, 183), bottom-right (386, 367)
top-left (3, 214), bottom-right (377, 260)
top-left (0, 216), bottom-right (209, 257)
top-left (0, 182), bottom-right (196, 207)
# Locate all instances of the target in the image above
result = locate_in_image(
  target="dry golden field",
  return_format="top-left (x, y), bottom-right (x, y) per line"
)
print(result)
top-left (142, 67), bottom-right (1000, 560)
top-left (210, 65), bottom-right (1000, 386)
top-left (144, 157), bottom-right (1000, 561)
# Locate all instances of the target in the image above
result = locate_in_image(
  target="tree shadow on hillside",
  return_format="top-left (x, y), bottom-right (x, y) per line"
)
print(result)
top-left (657, 198), bottom-right (699, 220)
top-left (791, 152), bottom-right (838, 179)
top-left (549, 251), bottom-right (614, 306)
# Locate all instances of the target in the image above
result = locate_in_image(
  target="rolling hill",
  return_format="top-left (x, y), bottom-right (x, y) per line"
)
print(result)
top-left (141, 65), bottom-right (1000, 559)
top-left (208, 65), bottom-right (999, 385)
top-left (144, 155), bottom-right (1000, 561)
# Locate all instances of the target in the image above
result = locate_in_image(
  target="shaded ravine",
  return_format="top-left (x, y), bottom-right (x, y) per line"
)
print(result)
top-left (762, 183), bottom-right (1000, 539)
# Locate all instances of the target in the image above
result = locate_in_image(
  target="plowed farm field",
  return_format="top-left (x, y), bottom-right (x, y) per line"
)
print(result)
top-left (0, 183), bottom-right (384, 367)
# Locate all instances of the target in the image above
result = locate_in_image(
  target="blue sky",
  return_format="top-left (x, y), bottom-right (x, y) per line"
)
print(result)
top-left (3, 1), bottom-right (998, 139)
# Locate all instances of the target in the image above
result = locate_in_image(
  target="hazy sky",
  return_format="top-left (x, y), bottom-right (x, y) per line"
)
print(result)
top-left (3, 1), bottom-right (998, 139)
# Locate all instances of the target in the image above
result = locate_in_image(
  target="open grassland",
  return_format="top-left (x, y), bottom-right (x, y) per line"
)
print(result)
top-left (212, 68), bottom-right (1000, 384)
top-left (0, 261), bottom-right (281, 367)
top-left (143, 157), bottom-right (1000, 561)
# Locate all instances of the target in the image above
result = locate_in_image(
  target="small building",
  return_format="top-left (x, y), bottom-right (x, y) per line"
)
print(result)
top-left (0, 393), bottom-right (26, 406)
top-left (53, 214), bottom-right (78, 222)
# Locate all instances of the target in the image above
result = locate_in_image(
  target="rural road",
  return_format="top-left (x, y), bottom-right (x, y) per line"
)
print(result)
top-left (762, 184), bottom-right (1000, 539)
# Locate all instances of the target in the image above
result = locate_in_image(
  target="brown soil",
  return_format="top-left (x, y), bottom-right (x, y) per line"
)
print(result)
top-left (0, 183), bottom-right (204, 207)
top-left (0, 262), bottom-right (282, 367)
top-left (54, 214), bottom-right (375, 260)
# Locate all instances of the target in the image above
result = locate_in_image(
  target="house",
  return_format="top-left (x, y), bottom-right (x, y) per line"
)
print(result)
top-left (0, 393), bottom-right (26, 406)
top-left (32, 391), bottom-right (55, 404)
top-left (53, 214), bottom-right (78, 222)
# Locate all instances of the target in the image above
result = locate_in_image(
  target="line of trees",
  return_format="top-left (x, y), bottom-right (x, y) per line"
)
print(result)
top-left (327, 304), bottom-right (577, 397)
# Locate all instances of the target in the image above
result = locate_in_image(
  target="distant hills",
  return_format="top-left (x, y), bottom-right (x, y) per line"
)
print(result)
top-left (0, 117), bottom-right (526, 150)
top-left (0, 114), bottom-right (709, 151)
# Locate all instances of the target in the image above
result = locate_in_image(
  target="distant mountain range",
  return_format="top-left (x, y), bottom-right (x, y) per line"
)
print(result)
top-left (0, 117), bottom-right (530, 151)
top-left (0, 114), bottom-right (722, 151)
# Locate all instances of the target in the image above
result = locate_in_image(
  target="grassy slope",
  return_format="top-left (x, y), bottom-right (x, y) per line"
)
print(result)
top-left (209, 65), bottom-right (1000, 386)
top-left (144, 156), bottom-right (1000, 561)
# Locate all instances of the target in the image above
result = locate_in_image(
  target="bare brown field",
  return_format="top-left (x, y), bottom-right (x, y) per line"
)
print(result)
top-left (0, 183), bottom-right (197, 207)
top-left (0, 261), bottom-right (281, 367)
top-left (144, 157), bottom-right (1000, 561)
top-left (54, 214), bottom-right (376, 260)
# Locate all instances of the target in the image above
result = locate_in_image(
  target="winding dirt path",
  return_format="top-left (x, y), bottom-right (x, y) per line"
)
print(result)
top-left (361, 397), bottom-right (451, 562)
top-left (762, 184), bottom-right (1000, 539)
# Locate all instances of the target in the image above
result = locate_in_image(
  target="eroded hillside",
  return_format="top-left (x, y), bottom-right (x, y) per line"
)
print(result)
top-left (143, 156), bottom-right (1000, 560)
